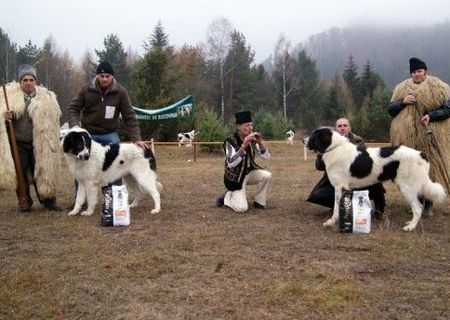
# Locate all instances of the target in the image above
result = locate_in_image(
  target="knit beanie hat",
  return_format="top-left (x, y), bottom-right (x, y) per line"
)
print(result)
top-left (409, 57), bottom-right (427, 73)
top-left (18, 64), bottom-right (37, 81)
top-left (235, 111), bottom-right (252, 124)
top-left (96, 61), bottom-right (114, 75)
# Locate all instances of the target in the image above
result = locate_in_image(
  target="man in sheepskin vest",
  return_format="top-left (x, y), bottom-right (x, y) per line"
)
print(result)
top-left (216, 111), bottom-right (272, 213)
top-left (0, 64), bottom-right (62, 211)
top-left (388, 57), bottom-right (450, 215)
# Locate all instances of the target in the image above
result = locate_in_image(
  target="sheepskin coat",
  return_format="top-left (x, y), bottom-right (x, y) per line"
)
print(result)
top-left (390, 75), bottom-right (450, 193)
top-left (0, 82), bottom-right (61, 197)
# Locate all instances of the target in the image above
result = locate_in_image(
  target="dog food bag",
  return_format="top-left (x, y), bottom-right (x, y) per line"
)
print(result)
top-left (352, 190), bottom-right (371, 234)
top-left (100, 186), bottom-right (114, 226)
top-left (111, 185), bottom-right (130, 226)
top-left (339, 191), bottom-right (353, 233)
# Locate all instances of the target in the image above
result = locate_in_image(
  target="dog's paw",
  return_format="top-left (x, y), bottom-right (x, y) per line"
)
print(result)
top-left (323, 219), bottom-right (336, 227)
top-left (68, 210), bottom-right (78, 216)
top-left (402, 224), bottom-right (416, 232)
top-left (150, 208), bottom-right (161, 214)
top-left (80, 210), bottom-right (94, 216)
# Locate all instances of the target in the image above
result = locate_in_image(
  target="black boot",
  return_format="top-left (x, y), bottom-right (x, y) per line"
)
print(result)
top-left (422, 199), bottom-right (433, 217)
top-left (42, 198), bottom-right (62, 211)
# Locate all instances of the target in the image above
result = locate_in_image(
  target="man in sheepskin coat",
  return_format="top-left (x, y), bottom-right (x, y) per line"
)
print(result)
top-left (0, 64), bottom-right (62, 211)
top-left (388, 57), bottom-right (450, 215)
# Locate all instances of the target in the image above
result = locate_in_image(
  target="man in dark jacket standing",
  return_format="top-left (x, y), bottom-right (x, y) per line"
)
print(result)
top-left (216, 111), bottom-right (272, 212)
top-left (66, 61), bottom-right (146, 148)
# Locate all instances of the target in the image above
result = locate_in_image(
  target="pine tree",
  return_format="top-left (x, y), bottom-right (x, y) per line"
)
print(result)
top-left (17, 40), bottom-right (40, 66)
top-left (343, 55), bottom-right (362, 108)
top-left (223, 30), bottom-right (255, 120)
top-left (143, 21), bottom-right (169, 51)
top-left (130, 22), bottom-right (177, 141)
top-left (292, 50), bottom-right (326, 130)
top-left (361, 60), bottom-right (384, 100)
top-left (95, 34), bottom-right (131, 88)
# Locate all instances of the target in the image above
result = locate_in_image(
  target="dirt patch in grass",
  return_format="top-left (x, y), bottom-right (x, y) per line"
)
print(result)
top-left (0, 144), bottom-right (449, 319)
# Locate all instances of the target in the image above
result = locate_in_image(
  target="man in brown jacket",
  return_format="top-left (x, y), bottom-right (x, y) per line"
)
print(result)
top-left (66, 61), bottom-right (146, 148)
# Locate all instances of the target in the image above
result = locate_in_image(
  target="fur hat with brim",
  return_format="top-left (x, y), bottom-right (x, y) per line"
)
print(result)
top-left (409, 57), bottom-right (427, 73)
top-left (18, 64), bottom-right (37, 81)
top-left (235, 111), bottom-right (252, 124)
top-left (96, 61), bottom-right (114, 75)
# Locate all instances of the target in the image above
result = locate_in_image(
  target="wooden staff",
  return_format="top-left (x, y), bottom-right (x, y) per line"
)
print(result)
top-left (1, 81), bottom-right (30, 210)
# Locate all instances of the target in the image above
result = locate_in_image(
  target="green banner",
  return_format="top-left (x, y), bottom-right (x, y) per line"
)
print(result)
top-left (132, 95), bottom-right (194, 121)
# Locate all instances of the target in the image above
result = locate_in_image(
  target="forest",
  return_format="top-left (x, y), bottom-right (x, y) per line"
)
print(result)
top-left (1, 19), bottom-right (449, 142)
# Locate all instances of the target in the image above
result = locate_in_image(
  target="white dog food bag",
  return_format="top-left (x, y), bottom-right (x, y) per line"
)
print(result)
top-left (351, 190), bottom-right (371, 234)
top-left (100, 185), bottom-right (130, 227)
top-left (112, 185), bottom-right (130, 226)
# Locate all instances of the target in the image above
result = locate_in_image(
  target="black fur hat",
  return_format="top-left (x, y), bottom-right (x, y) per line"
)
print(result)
top-left (409, 57), bottom-right (427, 73)
top-left (235, 111), bottom-right (252, 124)
top-left (96, 61), bottom-right (114, 75)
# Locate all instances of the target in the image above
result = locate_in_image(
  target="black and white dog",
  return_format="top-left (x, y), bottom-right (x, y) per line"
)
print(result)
top-left (177, 129), bottom-right (197, 147)
top-left (61, 128), bottom-right (161, 216)
top-left (286, 130), bottom-right (295, 146)
top-left (305, 128), bottom-right (446, 231)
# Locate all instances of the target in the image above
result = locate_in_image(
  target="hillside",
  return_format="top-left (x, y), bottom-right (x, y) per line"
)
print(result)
top-left (300, 22), bottom-right (450, 88)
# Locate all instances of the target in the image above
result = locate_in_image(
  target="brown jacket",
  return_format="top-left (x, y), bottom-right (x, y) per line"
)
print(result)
top-left (67, 78), bottom-right (141, 141)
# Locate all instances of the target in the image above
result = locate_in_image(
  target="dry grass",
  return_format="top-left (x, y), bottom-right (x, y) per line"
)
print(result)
top-left (0, 143), bottom-right (449, 320)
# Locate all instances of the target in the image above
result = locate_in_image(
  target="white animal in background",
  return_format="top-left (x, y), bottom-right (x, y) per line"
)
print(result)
top-left (286, 130), bottom-right (295, 146)
top-left (177, 130), bottom-right (197, 147)
top-left (305, 127), bottom-right (446, 232)
top-left (61, 128), bottom-right (162, 216)
top-left (177, 104), bottom-right (193, 117)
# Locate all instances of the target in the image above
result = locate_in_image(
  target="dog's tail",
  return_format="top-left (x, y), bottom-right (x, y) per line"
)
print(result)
top-left (421, 180), bottom-right (446, 204)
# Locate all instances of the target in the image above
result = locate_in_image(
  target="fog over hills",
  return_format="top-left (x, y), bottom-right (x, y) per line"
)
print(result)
top-left (297, 21), bottom-right (450, 88)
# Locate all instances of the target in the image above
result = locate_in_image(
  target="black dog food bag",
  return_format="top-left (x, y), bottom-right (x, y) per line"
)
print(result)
top-left (101, 186), bottom-right (113, 226)
top-left (339, 191), bottom-right (353, 233)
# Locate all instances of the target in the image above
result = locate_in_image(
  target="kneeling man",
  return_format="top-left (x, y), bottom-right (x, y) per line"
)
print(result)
top-left (217, 111), bottom-right (272, 212)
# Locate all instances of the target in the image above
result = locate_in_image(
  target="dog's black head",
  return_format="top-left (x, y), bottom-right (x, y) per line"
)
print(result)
top-left (62, 130), bottom-right (92, 160)
top-left (306, 128), bottom-right (333, 153)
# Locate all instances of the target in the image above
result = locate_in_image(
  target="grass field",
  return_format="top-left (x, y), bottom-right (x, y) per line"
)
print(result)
top-left (0, 143), bottom-right (449, 320)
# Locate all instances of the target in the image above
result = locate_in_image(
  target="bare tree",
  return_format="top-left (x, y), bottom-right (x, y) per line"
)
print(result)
top-left (206, 17), bottom-right (232, 123)
top-left (273, 34), bottom-right (297, 118)
top-left (80, 49), bottom-right (96, 82)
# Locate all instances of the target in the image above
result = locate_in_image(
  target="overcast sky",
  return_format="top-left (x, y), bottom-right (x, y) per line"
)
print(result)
top-left (2, 0), bottom-right (449, 64)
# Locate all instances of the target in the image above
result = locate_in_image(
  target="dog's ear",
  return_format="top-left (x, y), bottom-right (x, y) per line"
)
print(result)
top-left (80, 132), bottom-right (92, 150)
top-left (316, 128), bottom-right (333, 153)
top-left (62, 132), bottom-right (75, 153)
top-left (309, 128), bottom-right (333, 153)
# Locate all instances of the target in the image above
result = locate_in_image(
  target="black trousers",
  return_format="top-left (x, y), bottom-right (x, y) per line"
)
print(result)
top-left (17, 141), bottom-right (57, 209)
top-left (307, 173), bottom-right (386, 212)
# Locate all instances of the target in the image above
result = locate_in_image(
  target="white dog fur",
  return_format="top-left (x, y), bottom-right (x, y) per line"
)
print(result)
top-left (177, 129), bottom-right (197, 147)
top-left (61, 128), bottom-right (161, 216)
top-left (305, 128), bottom-right (446, 231)
top-left (286, 130), bottom-right (295, 146)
